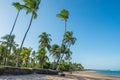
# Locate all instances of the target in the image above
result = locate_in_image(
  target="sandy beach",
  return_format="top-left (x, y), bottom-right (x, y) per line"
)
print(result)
top-left (0, 71), bottom-right (120, 80)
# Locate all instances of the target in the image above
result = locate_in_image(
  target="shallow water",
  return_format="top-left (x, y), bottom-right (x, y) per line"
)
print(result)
top-left (95, 70), bottom-right (120, 77)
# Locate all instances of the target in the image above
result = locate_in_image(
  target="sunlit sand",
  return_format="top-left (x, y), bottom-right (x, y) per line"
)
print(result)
top-left (0, 71), bottom-right (120, 80)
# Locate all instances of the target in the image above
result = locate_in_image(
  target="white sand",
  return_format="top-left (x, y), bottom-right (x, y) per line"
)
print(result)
top-left (0, 71), bottom-right (120, 80)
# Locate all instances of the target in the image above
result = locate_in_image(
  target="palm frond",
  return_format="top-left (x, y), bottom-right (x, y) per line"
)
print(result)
top-left (12, 2), bottom-right (23, 11)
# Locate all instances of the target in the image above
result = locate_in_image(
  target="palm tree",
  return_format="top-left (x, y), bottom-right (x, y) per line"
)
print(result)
top-left (60, 31), bottom-right (76, 61)
top-left (37, 48), bottom-right (49, 69)
top-left (38, 32), bottom-right (52, 51)
top-left (31, 50), bottom-right (37, 68)
top-left (12, 48), bottom-right (20, 66)
top-left (20, 47), bottom-right (32, 67)
top-left (56, 9), bottom-right (69, 33)
top-left (11, 2), bottom-right (23, 35)
top-left (64, 31), bottom-right (76, 73)
top-left (17, 0), bottom-right (41, 67)
top-left (50, 44), bottom-right (60, 69)
top-left (4, 2), bottom-right (23, 66)
top-left (64, 48), bottom-right (72, 60)
top-left (50, 44), bottom-right (60, 60)
top-left (56, 9), bottom-right (69, 69)
top-left (0, 34), bottom-right (18, 65)
top-left (0, 45), bottom-right (5, 65)
top-left (38, 32), bottom-right (51, 69)
top-left (59, 31), bottom-right (76, 68)
top-left (64, 31), bottom-right (76, 47)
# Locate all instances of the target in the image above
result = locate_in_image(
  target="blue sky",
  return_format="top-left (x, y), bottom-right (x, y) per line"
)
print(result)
top-left (0, 0), bottom-right (120, 70)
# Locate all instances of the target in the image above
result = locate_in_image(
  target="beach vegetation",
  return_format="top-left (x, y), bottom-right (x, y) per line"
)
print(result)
top-left (0, 0), bottom-right (84, 75)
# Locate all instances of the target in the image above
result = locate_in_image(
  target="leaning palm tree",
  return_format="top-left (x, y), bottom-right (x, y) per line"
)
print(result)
top-left (56, 9), bottom-right (69, 69)
top-left (57, 31), bottom-right (76, 71)
top-left (17, 0), bottom-right (41, 67)
top-left (38, 32), bottom-right (52, 51)
top-left (11, 2), bottom-right (23, 35)
top-left (4, 2), bottom-right (23, 66)
top-left (60, 31), bottom-right (76, 62)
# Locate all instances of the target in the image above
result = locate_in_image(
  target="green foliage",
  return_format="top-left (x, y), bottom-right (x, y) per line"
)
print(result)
top-left (43, 62), bottom-right (51, 69)
top-left (20, 47), bottom-right (32, 67)
top-left (70, 63), bottom-right (84, 71)
top-left (37, 48), bottom-right (49, 69)
top-left (56, 9), bottom-right (69, 21)
top-left (0, 34), bottom-right (18, 66)
top-left (38, 32), bottom-right (52, 50)
top-left (17, 0), bottom-right (41, 67)
top-left (22, 0), bottom-right (41, 19)
top-left (64, 31), bottom-right (76, 47)
top-left (64, 48), bottom-right (72, 60)
top-left (12, 2), bottom-right (23, 11)
top-left (50, 44), bottom-right (60, 60)
top-left (0, 45), bottom-right (5, 65)
top-left (58, 62), bottom-right (84, 71)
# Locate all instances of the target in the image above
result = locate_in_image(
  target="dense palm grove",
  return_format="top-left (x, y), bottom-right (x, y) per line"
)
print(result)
top-left (0, 0), bottom-right (84, 71)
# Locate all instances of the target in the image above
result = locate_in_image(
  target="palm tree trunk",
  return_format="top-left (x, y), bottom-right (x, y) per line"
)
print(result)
top-left (17, 13), bottom-right (34, 67)
top-left (52, 60), bottom-right (57, 70)
top-left (10, 11), bottom-right (20, 35)
top-left (56, 21), bottom-right (67, 70)
top-left (64, 20), bottom-right (67, 34)
top-left (4, 11), bottom-right (20, 66)
top-left (42, 64), bottom-right (43, 69)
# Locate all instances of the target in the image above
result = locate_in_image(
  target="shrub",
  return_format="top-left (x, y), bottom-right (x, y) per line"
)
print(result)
top-left (0, 67), bottom-right (58, 75)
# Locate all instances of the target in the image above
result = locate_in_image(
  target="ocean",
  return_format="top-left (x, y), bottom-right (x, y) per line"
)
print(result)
top-left (94, 70), bottom-right (120, 77)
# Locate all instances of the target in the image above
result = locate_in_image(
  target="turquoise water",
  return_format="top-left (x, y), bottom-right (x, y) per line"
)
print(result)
top-left (94, 70), bottom-right (120, 77)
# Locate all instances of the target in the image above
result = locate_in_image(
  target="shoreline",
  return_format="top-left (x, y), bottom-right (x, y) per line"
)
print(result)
top-left (0, 71), bottom-right (120, 80)
top-left (70, 71), bottom-right (120, 80)
top-left (91, 71), bottom-right (120, 78)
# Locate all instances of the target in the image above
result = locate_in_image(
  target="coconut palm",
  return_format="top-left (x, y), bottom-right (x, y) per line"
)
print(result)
top-left (1, 35), bottom-right (18, 52)
top-left (56, 9), bottom-right (69, 69)
top-left (37, 48), bottom-right (49, 69)
top-left (61, 31), bottom-right (76, 61)
top-left (64, 48), bottom-right (72, 61)
top-left (57, 44), bottom-right (67, 70)
top-left (0, 34), bottom-right (18, 65)
top-left (0, 45), bottom-right (5, 65)
top-left (64, 31), bottom-right (76, 47)
top-left (50, 44), bottom-right (60, 60)
top-left (17, 0), bottom-right (41, 67)
top-left (20, 47), bottom-right (32, 67)
top-left (56, 9), bottom-right (69, 33)
top-left (11, 2), bottom-right (23, 35)
top-left (12, 48), bottom-right (20, 66)
top-left (31, 50), bottom-right (37, 68)
top-left (38, 32), bottom-right (52, 51)
top-left (50, 44), bottom-right (60, 69)
top-left (60, 31), bottom-right (76, 61)
top-left (4, 2), bottom-right (23, 66)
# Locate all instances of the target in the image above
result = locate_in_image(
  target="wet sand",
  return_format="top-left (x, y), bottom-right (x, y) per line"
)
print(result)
top-left (0, 71), bottom-right (120, 80)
